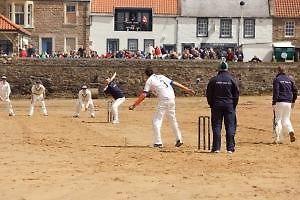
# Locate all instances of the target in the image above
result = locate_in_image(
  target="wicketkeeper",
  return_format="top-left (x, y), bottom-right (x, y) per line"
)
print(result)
top-left (73, 85), bottom-right (95, 118)
top-left (28, 80), bottom-right (48, 116)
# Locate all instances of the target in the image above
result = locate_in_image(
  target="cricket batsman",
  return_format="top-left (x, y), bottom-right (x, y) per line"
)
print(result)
top-left (73, 85), bottom-right (95, 118)
top-left (28, 80), bottom-right (48, 116)
top-left (272, 66), bottom-right (297, 144)
top-left (129, 67), bottom-right (195, 148)
top-left (0, 75), bottom-right (15, 116)
top-left (103, 72), bottom-right (126, 124)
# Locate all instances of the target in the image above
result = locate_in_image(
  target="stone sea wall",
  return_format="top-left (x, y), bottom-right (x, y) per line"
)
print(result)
top-left (0, 58), bottom-right (299, 98)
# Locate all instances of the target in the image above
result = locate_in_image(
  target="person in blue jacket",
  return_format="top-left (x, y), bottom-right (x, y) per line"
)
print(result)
top-left (272, 66), bottom-right (297, 144)
top-left (206, 61), bottom-right (239, 153)
top-left (103, 72), bottom-right (126, 124)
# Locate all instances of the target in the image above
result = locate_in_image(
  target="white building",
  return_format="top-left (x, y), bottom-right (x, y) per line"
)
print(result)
top-left (90, 0), bottom-right (179, 55)
top-left (178, 0), bottom-right (273, 62)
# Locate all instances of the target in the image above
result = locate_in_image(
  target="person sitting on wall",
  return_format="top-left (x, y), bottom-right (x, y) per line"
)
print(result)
top-left (250, 55), bottom-right (262, 62)
top-left (236, 49), bottom-right (244, 62)
top-left (226, 48), bottom-right (235, 61)
top-left (19, 47), bottom-right (27, 58)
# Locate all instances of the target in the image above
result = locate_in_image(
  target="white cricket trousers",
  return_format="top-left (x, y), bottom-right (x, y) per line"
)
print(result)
top-left (2, 99), bottom-right (14, 115)
top-left (75, 99), bottom-right (95, 117)
top-left (29, 94), bottom-right (47, 116)
top-left (111, 97), bottom-right (125, 121)
top-left (152, 99), bottom-right (182, 145)
top-left (274, 102), bottom-right (294, 142)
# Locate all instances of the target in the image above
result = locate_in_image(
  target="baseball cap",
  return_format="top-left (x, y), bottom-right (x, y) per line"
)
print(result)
top-left (81, 85), bottom-right (88, 89)
top-left (219, 61), bottom-right (228, 71)
top-left (1, 75), bottom-right (7, 79)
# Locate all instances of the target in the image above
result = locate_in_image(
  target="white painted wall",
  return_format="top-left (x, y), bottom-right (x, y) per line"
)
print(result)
top-left (177, 17), bottom-right (272, 61)
top-left (242, 43), bottom-right (273, 62)
top-left (90, 15), bottom-right (177, 54)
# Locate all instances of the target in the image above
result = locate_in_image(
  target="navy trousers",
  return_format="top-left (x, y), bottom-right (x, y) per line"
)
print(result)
top-left (211, 105), bottom-right (236, 152)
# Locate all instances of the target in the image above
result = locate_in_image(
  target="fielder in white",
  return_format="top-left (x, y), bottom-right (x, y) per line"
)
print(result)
top-left (73, 85), bottom-right (95, 118)
top-left (272, 66), bottom-right (297, 143)
top-left (0, 75), bottom-right (15, 116)
top-left (28, 80), bottom-right (48, 116)
top-left (129, 67), bottom-right (195, 148)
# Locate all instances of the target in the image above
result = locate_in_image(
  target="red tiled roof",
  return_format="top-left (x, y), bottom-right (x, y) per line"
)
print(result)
top-left (0, 14), bottom-right (31, 35)
top-left (273, 0), bottom-right (300, 17)
top-left (91, 0), bottom-right (179, 15)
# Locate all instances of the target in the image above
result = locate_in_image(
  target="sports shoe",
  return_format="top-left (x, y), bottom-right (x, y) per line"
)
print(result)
top-left (289, 131), bottom-right (296, 142)
top-left (8, 113), bottom-right (15, 116)
top-left (112, 120), bottom-right (119, 124)
top-left (227, 151), bottom-right (233, 154)
top-left (43, 114), bottom-right (48, 116)
top-left (211, 150), bottom-right (220, 153)
top-left (273, 140), bottom-right (283, 144)
top-left (153, 143), bottom-right (163, 148)
top-left (175, 140), bottom-right (183, 147)
top-left (73, 115), bottom-right (79, 118)
top-left (91, 114), bottom-right (95, 118)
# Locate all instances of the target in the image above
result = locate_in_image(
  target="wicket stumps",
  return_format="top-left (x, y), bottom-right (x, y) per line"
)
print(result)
top-left (198, 116), bottom-right (211, 150)
top-left (107, 100), bottom-right (113, 123)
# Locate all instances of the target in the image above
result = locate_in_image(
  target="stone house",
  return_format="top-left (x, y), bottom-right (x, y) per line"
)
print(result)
top-left (0, 14), bottom-right (31, 55)
top-left (0, 0), bottom-right (90, 55)
top-left (90, 0), bottom-right (179, 55)
top-left (178, 0), bottom-right (273, 62)
top-left (271, 0), bottom-right (300, 61)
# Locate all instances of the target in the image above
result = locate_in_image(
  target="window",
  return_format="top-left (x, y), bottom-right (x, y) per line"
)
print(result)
top-left (65, 37), bottom-right (76, 52)
top-left (27, 4), bottom-right (33, 26)
top-left (65, 3), bottom-right (77, 24)
top-left (114, 8), bottom-right (152, 31)
top-left (107, 39), bottom-right (119, 53)
top-left (67, 5), bottom-right (76, 12)
top-left (220, 19), bottom-right (232, 38)
top-left (7, 2), bottom-right (33, 27)
top-left (128, 39), bottom-right (138, 52)
top-left (181, 43), bottom-right (194, 52)
top-left (144, 39), bottom-right (154, 53)
top-left (197, 18), bottom-right (208, 37)
top-left (285, 21), bottom-right (295, 37)
top-left (8, 4), bottom-right (12, 20)
top-left (244, 18), bottom-right (255, 38)
top-left (163, 44), bottom-right (176, 53)
top-left (15, 4), bottom-right (24, 25)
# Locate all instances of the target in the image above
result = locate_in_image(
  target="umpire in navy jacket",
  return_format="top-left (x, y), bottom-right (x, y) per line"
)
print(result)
top-left (206, 62), bottom-right (239, 153)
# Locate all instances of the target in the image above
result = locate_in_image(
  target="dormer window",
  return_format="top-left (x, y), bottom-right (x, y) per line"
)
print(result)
top-left (114, 8), bottom-right (152, 32)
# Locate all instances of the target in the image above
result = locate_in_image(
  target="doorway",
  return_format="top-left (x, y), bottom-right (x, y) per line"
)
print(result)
top-left (41, 37), bottom-right (53, 55)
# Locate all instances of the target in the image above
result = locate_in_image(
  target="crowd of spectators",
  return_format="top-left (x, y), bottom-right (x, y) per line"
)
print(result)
top-left (99, 45), bottom-right (246, 62)
top-left (0, 44), bottom-right (257, 63)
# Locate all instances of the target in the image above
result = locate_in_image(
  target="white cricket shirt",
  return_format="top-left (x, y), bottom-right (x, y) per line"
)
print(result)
top-left (32, 85), bottom-right (45, 96)
top-left (144, 74), bottom-right (175, 100)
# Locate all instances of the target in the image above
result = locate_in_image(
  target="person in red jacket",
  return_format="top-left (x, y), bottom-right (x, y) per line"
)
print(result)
top-left (19, 47), bottom-right (27, 58)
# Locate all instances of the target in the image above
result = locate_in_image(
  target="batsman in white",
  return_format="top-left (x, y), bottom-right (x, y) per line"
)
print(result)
top-left (0, 75), bottom-right (15, 116)
top-left (73, 85), bottom-right (95, 118)
top-left (28, 80), bottom-right (48, 116)
top-left (129, 67), bottom-right (195, 148)
top-left (272, 66), bottom-right (297, 143)
top-left (103, 72), bottom-right (126, 124)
